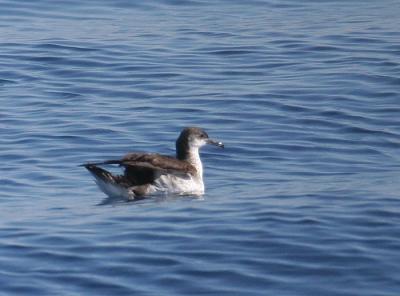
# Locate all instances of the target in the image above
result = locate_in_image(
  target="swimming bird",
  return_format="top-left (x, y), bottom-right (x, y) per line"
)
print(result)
top-left (82, 127), bottom-right (224, 200)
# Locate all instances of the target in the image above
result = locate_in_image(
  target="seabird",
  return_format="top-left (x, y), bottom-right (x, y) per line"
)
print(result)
top-left (82, 127), bottom-right (224, 200)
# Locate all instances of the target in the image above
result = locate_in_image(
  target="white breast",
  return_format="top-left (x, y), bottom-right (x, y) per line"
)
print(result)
top-left (150, 173), bottom-right (204, 195)
top-left (149, 146), bottom-right (205, 196)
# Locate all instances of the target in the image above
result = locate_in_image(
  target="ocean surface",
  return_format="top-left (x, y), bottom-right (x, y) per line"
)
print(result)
top-left (1, 0), bottom-right (400, 295)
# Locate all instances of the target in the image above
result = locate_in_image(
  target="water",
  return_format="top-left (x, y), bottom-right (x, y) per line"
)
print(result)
top-left (1, 0), bottom-right (400, 295)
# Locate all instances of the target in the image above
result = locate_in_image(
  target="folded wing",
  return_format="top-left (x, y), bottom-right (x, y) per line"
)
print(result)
top-left (122, 153), bottom-right (194, 172)
top-left (120, 153), bottom-right (196, 186)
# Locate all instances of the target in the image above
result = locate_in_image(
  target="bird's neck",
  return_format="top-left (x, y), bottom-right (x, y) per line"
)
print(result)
top-left (177, 147), bottom-right (203, 179)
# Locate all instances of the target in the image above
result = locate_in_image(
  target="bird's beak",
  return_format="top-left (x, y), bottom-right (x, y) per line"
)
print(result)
top-left (207, 139), bottom-right (224, 148)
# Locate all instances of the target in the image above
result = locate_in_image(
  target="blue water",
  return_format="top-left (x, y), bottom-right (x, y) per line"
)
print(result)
top-left (1, 0), bottom-right (400, 295)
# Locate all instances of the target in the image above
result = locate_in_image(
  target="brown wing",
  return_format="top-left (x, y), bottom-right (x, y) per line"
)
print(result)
top-left (122, 153), bottom-right (196, 173)
top-left (120, 153), bottom-right (196, 186)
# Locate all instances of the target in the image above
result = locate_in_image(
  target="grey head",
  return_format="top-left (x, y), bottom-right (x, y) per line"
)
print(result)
top-left (176, 127), bottom-right (224, 160)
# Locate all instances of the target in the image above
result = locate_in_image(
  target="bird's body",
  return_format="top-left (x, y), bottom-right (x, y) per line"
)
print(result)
top-left (82, 127), bottom-right (223, 200)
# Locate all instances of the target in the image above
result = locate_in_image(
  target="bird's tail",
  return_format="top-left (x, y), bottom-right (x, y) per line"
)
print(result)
top-left (82, 164), bottom-right (119, 183)
top-left (82, 164), bottom-right (133, 199)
